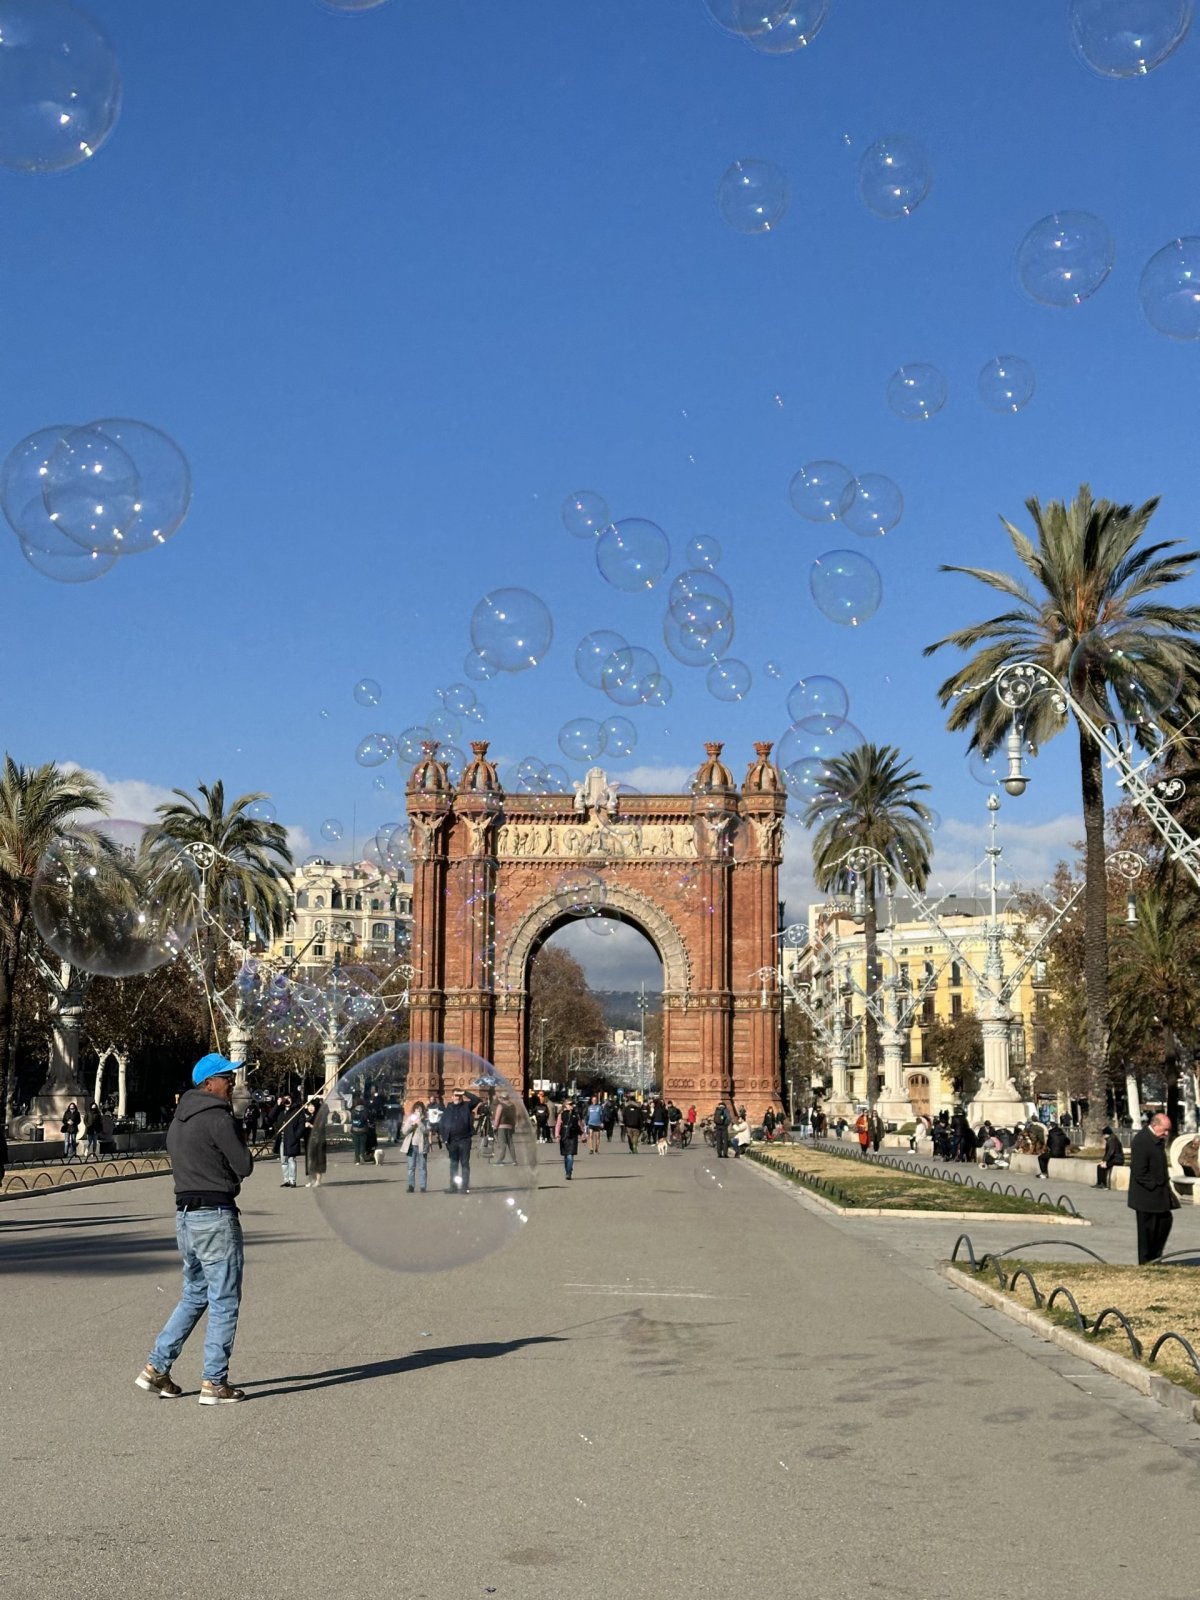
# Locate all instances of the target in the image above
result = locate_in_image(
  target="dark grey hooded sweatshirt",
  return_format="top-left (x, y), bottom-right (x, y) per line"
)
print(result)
top-left (167, 1088), bottom-right (254, 1201)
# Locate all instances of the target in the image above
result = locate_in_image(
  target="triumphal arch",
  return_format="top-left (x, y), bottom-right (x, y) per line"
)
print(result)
top-left (404, 738), bottom-right (786, 1118)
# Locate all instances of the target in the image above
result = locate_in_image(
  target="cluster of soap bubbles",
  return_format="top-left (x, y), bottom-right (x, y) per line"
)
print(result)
top-left (717, 132), bottom-right (931, 235)
top-left (0, 0), bottom-right (122, 174)
top-left (235, 955), bottom-right (397, 1055)
top-left (886, 357), bottom-right (1037, 419)
top-left (558, 715), bottom-right (638, 763)
top-left (31, 820), bottom-right (200, 978)
top-left (315, 1044), bottom-right (535, 1275)
top-left (3, 420), bottom-right (192, 584)
top-left (771, 677), bottom-right (862, 814)
top-left (702, 0), bottom-right (830, 53)
top-left (789, 460), bottom-right (902, 537)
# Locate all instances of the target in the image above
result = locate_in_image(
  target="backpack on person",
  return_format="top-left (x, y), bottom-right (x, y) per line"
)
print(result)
top-left (713, 1104), bottom-right (729, 1127)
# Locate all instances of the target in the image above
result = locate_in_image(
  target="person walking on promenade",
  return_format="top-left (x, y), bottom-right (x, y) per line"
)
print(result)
top-left (277, 1098), bottom-right (304, 1187)
top-left (349, 1095), bottom-right (373, 1165)
top-left (855, 1111), bottom-right (870, 1157)
top-left (1095, 1124), bottom-right (1125, 1189)
top-left (83, 1102), bottom-right (102, 1159)
top-left (61, 1102), bottom-right (81, 1161)
top-left (585, 1096), bottom-right (604, 1154)
top-left (426, 1093), bottom-right (444, 1150)
top-left (712, 1099), bottom-right (731, 1158)
top-left (136, 1053), bottom-right (253, 1404)
top-left (621, 1096), bottom-right (644, 1153)
top-left (602, 1097), bottom-right (618, 1143)
top-left (490, 1094), bottom-right (517, 1165)
top-left (440, 1085), bottom-right (481, 1193)
top-left (400, 1100), bottom-right (429, 1193)
top-left (532, 1093), bottom-right (552, 1144)
top-left (1129, 1111), bottom-right (1175, 1264)
top-left (304, 1099), bottom-right (327, 1188)
top-left (558, 1100), bottom-right (581, 1179)
top-left (869, 1110), bottom-right (884, 1153)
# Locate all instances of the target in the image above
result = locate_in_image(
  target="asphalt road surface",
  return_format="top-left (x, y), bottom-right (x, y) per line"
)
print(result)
top-left (2, 1136), bottom-right (1198, 1600)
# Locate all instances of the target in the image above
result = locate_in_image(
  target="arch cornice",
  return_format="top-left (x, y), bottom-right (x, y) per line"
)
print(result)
top-left (497, 881), bottom-right (692, 997)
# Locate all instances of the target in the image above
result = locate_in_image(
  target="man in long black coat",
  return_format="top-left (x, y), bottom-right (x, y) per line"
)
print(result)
top-left (1128, 1112), bottom-right (1174, 1264)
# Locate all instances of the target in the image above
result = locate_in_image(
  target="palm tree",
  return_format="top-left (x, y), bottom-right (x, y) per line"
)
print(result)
top-left (0, 758), bottom-right (110, 1117)
top-left (150, 781), bottom-right (293, 1038)
top-left (925, 486), bottom-right (1200, 1133)
top-left (1109, 886), bottom-right (1200, 1122)
top-left (803, 743), bottom-right (935, 1108)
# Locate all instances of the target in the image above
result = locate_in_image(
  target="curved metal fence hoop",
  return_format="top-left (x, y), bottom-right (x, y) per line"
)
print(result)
top-left (1006, 1267), bottom-right (1044, 1306)
top-left (1147, 1331), bottom-right (1200, 1376)
top-left (1046, 1285), bottom-right (1088, 1331)
top-left (1089, 1307), bottom-right (1143, 1358)
top-left (950, 1233), bottom-right (979, 1268)
top-left (993, 1240), bottom-right (1109, 1265)
top-left (1055, 1194), bottom-right (1079, 1216)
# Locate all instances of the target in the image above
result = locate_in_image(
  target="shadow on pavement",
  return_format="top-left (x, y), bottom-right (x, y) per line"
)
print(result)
top-left (0, 1213), bottom-right (159, 1232)
top-left (0, 1233), bottom-right (310, 1273)
top-left (247, 1335), bottom-right (565, 1398)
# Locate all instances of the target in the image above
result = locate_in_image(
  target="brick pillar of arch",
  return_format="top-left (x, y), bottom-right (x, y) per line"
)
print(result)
top-left (405, 802), bottom-right (450, 1102)
top-left (731, 786), bottom-right (787, 1122)
top-left (440, 802), bottom-right (498, 1069)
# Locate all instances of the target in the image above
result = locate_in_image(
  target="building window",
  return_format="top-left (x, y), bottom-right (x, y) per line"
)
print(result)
top-left (315, 895), bottom-right (326, 910)
top-left (923, 960), bottom-right (935, 984)
top-left (950, 961), bottom-right (962, 987)
top-left (922, 997), bottom-right (935, 1026)
top-left (284, 944), bottom-right (294, 959)
top-left (314, 919), bottom-right (326, 935)
top-left (371, 922), bottom-right (390, 941)
top-left (951, 993), bottom-right (963, 1020)
top-left (313, 944), bottom-right (325, 958)
top-left (296, 891), bottom-right (309, 909)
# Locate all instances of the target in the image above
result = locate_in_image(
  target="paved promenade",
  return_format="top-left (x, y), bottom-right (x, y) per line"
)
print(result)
top-left (2, 1138), bottom-right (1199, 1600)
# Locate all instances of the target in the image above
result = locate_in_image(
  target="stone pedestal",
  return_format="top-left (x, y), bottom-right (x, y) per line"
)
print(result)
top-left (967, 1076), bottom-right (1033, 1129)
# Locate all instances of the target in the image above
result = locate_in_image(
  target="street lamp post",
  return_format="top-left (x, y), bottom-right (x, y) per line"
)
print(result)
top-left (636, 983), bottom-right (649, 1099)
top-left (538, 1016), bottom-right (548, 1087)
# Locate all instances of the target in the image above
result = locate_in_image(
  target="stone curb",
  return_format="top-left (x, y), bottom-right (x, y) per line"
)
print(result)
top-left (0, 1163), bottom-right (172, 1202)
top-left (938, 1260), bottom-right (1200, 1425)
top-left (748, 1157), bottom-right (1090, 1225)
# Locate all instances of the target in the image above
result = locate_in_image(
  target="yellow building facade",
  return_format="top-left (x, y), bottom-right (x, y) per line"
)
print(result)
top-left (258, 858), bottom-right (413, 976)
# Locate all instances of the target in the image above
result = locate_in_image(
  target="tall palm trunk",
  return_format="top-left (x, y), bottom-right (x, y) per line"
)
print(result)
top-left (1079, 724), bottom-right (1110, 1140)
top-left (0, 916), bottom-right (25, 1116)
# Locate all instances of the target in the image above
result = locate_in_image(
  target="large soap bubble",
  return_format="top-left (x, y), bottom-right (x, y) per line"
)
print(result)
top-left (600, 715), bottom-right (637, 757)
top-left (707, 659), bottom-right (752, 701)
top-left (978, 355), bottom-right (1036, 412)
top-left (561, 490), bottom-right (611, 540)
top-left (717, 158), bottom-right (790, 234)
top-left (314, 1044), bottom-right (535, 1274)
top-left (41, 426), bottom-right (140, 553)
top-left (787, 674), bottom-right (849, 726)
top-left (789, 460), bottom-right (854, 522)
top-left (595, 518), bottom-right (670, 591)
top-left (601, 645), bottom-right (663, 706)
top-left (810, 550), bottom-right (883, 626)
top-left (702, 1), bottom-right (790, 37)
top-left (746, 0), bottom-right (830, 52)
top-left (470, 588), bottom-right (553, 671)
top-left (858, 136), bottom-right (932, 219)
top-left (321, 818), bottom-right (344, 843)
top-left (669, 567), bottom-right (734, 628)
top-left (778, 718), bottom-right (865, 807)
top-left (0, 0), bottom-right (121, 174)
top-left (1017, 212), bottom-right (1114, 306)
top-left (355, 734), bottom-right (392, 768)
top-left (886, 364), bottom-right (947, 421)
top-left (31, 821), bottom-right (199, 978)
top-left (663, 607), bottom-right (735, 667)
top-left (1139, 237), bottom-right (1200, 339)
top-left (18, 531), bottom-right (116, 583)
top-left (69, 419), bottom-right (191, 553)
top-left (839, 474), bottom-right (903, 537)
top-left (2, 427), bottom-right (72, 551)
top-left (558, 718), bottom-right (606, 761)
top-left (1069, 0), bottom-right (1192, 76)
top-left (575, 629), bottom-right (628, 689)
top-left (353, 678), bottom-right (381, 707)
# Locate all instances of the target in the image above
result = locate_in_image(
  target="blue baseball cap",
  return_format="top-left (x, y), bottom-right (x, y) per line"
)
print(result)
top-left (192, 1052), bottom-right (242, 1087)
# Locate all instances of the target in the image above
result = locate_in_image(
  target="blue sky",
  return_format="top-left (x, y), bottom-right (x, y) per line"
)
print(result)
top-left (5, 0), bottom-right (1199, 984)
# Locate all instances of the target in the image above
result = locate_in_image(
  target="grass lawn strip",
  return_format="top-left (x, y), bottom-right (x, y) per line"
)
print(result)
top-left (749, 1145), bottom-right (1067, 1218)
top-left (954, 1257), bottom-right (1200, 1397)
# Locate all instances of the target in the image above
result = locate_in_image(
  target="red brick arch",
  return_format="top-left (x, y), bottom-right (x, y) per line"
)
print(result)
top-left (405, 740), bottom-right (786, 1119)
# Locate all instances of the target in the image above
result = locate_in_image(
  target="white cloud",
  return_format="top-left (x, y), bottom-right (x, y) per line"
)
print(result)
top-left (65, 765), bottom-right (180, 825)
top-left (620, 763), bottom-right (694, 793)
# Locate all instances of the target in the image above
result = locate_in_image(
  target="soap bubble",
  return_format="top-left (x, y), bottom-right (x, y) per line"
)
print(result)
top-left (395, 727), bottom-right (433, 763)
top-left (321, 819), bottom-right (344, 843)
top-left (746, 0), bottom-right (830, 53)
top-left (778, 718), bottom-right (865, 806)
top-left (707, 659), bottom-right (752, 701)
top-left (602, 645), bottom-right (663, 706)
top-left (1139, 237), bottom-right (1200, 339)
top-left (441, 745), bottom-right (466, 786)
top-left (718, 158), bottom-right (789, 234)
top-left (246, 799), bottom-right (277, 824)
top-left (41, 426), bottom-right (140, 553)
top-left (642, 672), bottom-right (673, 707)
top-left (663, 608), bottom-right (736, 667)
top-left (2, 427), bottom-right (73, 550)
top-left (587, 916), bottom-right (615, 937)
top-left (427, 708), bottom-right (462, 743)
top-left (1069, 0), bottom-right (1192, 76)
top-left (669, 568), bottom-right (734, 628)
top-left (562, 490), bottom-right (611, 540)
top-left (968, 748), bottom-right (1004, 788)
top-left (354, 678), bottom-right (381, 707)
top-left (0, 0), bottom-right (121, 174)
top-left (463, 648), bottom-right (496, 682)
top-left (858, 136), bottom-right (932, 219)
top-left (595, 518), bottom-right (670, 592)
top-left (470, 588), bottom-right (553, 671)
top-left (600, 716), bottom-right (637, 757)
top-left (18, 533), bottom-right (116, 583)
top-left (787, 675), bottom-right (849, 726)
top-left (839, 475), bottom-right (903, 538)
top-left (66, 419), bottom-right (191, 553)
top-left (978, 355), bottom-right (1037, 412)
top-left (687, 534), bottom-right (722, 570)
top-left (442, 683), bottom-right (476, 716)
top-left (356, 734), bottom-right (392, 768)
top-left (575, 630), bottom-right (628, 689)
top-left (1070, 626), bottom-right (1185, 726)
top-left (318, 0), bottom-right (393, 10)
top-left (555, 868), bottom-right (607, 915)
top-left (1017, 211), bottom-right (1114, 307)
top-left (31, 821), bottom-right (199, 978)
top-left (886, 364), bottom-right (947, 421)
top-left (810, 550), bottom-right (883, 626)
top-left (541, 763), bottom-right (572, 794)
top-left (314, 1044), bottom-right (535, 1273)
top-left (765, 661), bottom-right (781, 678)
top-left (559, 718), bottom-right (607, 761)
top-left (702, 0), bottom-right (791, 35)
top-left (789, 460), bottom-right (854, 522)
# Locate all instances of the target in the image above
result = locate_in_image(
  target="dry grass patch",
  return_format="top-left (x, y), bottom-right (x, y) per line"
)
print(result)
top-left (959, 1257), bottom-right (1200, 1394)
top-left (751, 1145), bottom-right (1065, 1217)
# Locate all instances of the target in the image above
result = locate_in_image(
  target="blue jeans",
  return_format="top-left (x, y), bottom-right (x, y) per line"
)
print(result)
top-left (149, 1208), bottom-right (244, 1383)
top-left (280, 1154), bottom-right (296, 1184)
top-left (563, 1151), bottom-right (574, 1178)
top-left (407, 1148), bottom-right (427, 1190)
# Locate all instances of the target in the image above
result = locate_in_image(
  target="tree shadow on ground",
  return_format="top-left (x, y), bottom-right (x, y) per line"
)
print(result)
top-left (0, 1234), bottom-right (310, 1273)
top-left (246, 1335), bottom-right (566, 1398)
top-left (0, 1213), bottom-right (159, 1232)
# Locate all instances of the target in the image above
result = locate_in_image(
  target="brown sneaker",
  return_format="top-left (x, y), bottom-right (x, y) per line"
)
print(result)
top-left (135, 1363), bottom-right (182, 1399)
top-left (198, 1379), bottom-right (246, 1405)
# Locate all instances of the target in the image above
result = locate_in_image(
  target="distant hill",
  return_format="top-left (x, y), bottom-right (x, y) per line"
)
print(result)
top-left (595, 990), bottom-right (660, 1030)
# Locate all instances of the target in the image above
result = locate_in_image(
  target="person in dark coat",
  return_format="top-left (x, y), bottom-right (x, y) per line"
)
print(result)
top-left (557, 1101), bottom-right (581, 1179)
top-left (1128, 1112), bottom-right (1174, 1264)
top-left (439, 1086), bottom-right (481, 1193)
top-left (278, 1100), bottom-right (306, 1187)
top-left (304, 1100), bottom-right (327, 1188)
top-left (1095, 1125), bottom-right (1125, 1188)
